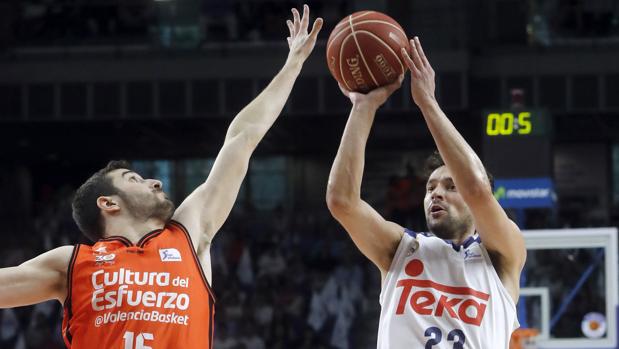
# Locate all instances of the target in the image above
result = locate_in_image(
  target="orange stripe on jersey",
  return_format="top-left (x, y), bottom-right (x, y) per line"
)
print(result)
top-left (62, 221), bottom-right (215, 349)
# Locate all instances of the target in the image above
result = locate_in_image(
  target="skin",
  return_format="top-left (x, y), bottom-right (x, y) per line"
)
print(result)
top-left (0, 5), bottom-right (323, 309)
top-left (327, 37), bottom-right (526, 303)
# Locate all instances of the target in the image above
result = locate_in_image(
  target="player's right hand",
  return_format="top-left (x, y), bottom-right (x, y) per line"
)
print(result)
top-left (401, 36), bottom-right (437, 108)
top-left (286, 4), bottom-right (323, 63)
top-left (338, 74), bottom-right (404, 110)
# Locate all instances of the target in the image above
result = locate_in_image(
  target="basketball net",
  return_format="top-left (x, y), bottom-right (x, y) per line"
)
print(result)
top-left (510, 328), bottom-right (539, 349)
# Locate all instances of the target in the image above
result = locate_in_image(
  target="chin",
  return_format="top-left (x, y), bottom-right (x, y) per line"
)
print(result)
top-left (154, 201), bottom-right (176, 222)
top-left (427, 220), bottom-right (456, 240)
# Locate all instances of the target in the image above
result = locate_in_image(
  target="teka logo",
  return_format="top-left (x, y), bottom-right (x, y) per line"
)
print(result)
top-left (159, 248), bottom-right (182, 262)
top-left (395, 259), bottom-right (489, 326)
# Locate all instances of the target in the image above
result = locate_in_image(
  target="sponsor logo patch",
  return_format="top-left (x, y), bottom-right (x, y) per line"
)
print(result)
top-left (159, 248), bottom-right (182, 262)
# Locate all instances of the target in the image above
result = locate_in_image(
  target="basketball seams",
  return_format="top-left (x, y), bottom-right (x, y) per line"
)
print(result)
top-left (355, 30), bottom-right (405, 74)
top-left (351, 20), bottom-right (407, 40)
top-left (326, 25), bottom-right (351, 69)
top-left (339, 33), bottom-right (355, 91)
top-left (333, 11), bottom-right (373, 30)
top-left (327, 19), bottom-right (407, 57)
top-left (348, 14), bottom-right (379, 87)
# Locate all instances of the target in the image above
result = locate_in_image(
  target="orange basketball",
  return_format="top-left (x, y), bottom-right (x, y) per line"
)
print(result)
top-left (326, 11), bottom-right (411, 93)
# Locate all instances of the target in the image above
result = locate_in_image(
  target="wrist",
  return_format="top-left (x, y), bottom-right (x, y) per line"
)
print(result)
top-left (416, 97), bottom-right (439, 112)
top-left (352, 100), bottom-right (380, 112)
top-left (284, 54), bottom-right (305, 71)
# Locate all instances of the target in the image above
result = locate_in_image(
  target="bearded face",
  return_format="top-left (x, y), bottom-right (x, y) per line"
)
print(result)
top-left (423, 166), bottom-right (474, 240)
top-left (118, 187), bottom-right (175, 222)
top-left (108, 169), bottom-right (175, 222)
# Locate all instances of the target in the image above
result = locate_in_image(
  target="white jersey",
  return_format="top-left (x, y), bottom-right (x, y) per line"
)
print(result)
top-left (378, 230), bottom-right (518, 349)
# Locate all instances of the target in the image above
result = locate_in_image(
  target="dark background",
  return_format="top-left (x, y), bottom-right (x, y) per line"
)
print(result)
top-left (1, 0), bottom-right (618, 348)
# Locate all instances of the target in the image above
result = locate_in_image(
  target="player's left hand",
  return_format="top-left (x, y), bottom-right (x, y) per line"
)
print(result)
top-left (338, 75), bottom-right (404, 110)
top-left (286, 4), bottom-right (323, 63)
top-left (401, 37), bottom-right (437, 108)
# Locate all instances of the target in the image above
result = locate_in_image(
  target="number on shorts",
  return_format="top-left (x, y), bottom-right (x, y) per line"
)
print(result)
top-left (123, 331), bottom-right (154, 349)
top-left (424, 327), bottom-right (466, 348)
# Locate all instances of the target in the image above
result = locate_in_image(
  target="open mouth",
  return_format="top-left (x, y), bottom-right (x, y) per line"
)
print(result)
top-left (429, 204), bottom-right (446, 217)
top-left (430, 204), bottom-right (445, 213)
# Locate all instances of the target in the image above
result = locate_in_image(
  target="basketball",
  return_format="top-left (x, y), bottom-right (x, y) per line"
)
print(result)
top-left (326, 11), bottom-right (411, 93)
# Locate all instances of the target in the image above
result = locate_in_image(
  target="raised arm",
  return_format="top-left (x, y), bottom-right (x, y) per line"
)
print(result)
top-left (402, 37), bottom-right (526, 293)
top-left (0, 246), bottom-right (73, 308)
top-left (326, 78), bottom-right (405, 278)
top-left (173, 5), bottom-right (323, 249)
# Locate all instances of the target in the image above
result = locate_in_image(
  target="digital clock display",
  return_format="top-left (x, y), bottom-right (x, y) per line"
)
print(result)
top-left (483, 109), bottom-right (550, 137)
top-left (486, 112), bottom-right (531, 136)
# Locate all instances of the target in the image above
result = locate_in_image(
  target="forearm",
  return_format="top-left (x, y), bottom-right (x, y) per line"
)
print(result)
top-left (419, 100), bottom-right (489, 191)
top-left (0, 266), bottom-right (60, 308)
top-left (327, 103), bottom-right (377, 205)
top-left (225, 56), bottom-right (304, 147)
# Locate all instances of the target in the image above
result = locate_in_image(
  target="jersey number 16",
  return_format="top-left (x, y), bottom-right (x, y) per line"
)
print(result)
top-left (124, 331), bottom-right (154, 349)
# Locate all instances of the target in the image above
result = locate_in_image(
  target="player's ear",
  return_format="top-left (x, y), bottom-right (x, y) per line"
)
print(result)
top-left (97, 196), bottom-right (120, 214)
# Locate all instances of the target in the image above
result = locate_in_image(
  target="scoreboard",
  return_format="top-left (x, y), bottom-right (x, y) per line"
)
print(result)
top-left (482, 109), bottom-right (553, 178)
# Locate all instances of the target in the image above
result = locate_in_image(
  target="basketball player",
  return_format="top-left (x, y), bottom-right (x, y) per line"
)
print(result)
top-left (0, 5), bottom-right (322, 348)
top-left (326, 37), bottom-right (526, 348)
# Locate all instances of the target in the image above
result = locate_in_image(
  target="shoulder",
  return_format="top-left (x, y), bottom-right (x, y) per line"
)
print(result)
top-left (47, 245), bottom-right (76, 273)
top-left (23, 245), bottom-right (75, 271)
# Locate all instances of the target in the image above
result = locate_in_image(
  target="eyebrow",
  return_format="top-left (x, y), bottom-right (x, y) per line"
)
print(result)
top-left (121, 170), bottom-right (136, 178)
top-left (427, 177), bottom-right (454, 184)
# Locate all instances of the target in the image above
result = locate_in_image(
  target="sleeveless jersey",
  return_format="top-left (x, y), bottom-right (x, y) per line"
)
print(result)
top-left (62, 220), bottom-right (215, 349)
top-left (377, 230), bottom-right (518, 349)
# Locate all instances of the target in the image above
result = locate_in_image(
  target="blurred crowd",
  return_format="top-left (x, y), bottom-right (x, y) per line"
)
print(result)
top-left (0, 0), bottom-right (350, 49)
top-left (528, 0), bottom-right (619, 45)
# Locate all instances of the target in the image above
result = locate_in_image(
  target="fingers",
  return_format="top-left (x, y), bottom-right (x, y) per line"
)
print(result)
top-left (379, 74), bottom-right (404, 97)
top-left (301, 4), bottom-right (310, 35)
top-left (308, 17), bottom-right (323, 42)
top-left (401, 46), bottom-right (421, 78)
top-left (414, 37), bottom-right (431, 68)
top-left (393, 74), bottom-right (405, 89)
top-left (409, 39), bottom-right (425, 73)
top-left (286, 19), bottom-right (295, 39)
top-left (292, 8), bottom-right (301, 38)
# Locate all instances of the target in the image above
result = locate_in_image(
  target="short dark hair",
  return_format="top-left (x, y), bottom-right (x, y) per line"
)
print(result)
top-left (72, 160), bottom-right (131, 241)
top-left (423, 151), bottom-right (494, 190)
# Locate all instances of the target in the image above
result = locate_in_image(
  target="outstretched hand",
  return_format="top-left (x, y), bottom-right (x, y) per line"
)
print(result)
top-left (401, 37), bottom-right (436, 108)
top-left (338, 75), bottom-right (404, 110)
top-left (286, 4), bottom-right (323, 63)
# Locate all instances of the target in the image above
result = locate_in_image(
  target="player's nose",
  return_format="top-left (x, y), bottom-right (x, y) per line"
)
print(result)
top-left (430, 187), bottom-right (444, 200)
top-left (149, 179), bottom-right (163, 190)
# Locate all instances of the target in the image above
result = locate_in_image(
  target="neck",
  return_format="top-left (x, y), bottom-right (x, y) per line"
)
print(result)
top-left (103, 216), bottom-right (166, 244)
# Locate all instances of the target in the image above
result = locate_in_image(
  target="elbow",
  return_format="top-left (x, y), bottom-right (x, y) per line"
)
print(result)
top-left (326, 186), bottom-right (357, 217)
top-left (224, 126), bottom-right (258, 149)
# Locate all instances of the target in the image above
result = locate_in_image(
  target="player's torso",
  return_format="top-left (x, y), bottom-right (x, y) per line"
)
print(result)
top-left (377, 230), bottom-right (518, 349)
top-left (62, 221), bottom-right (215, 349)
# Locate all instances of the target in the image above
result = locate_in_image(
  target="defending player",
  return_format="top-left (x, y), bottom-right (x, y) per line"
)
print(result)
top-left (326, 37), bottom-right (526, 348)
top-left (0, 5), bottom-right (322, 348)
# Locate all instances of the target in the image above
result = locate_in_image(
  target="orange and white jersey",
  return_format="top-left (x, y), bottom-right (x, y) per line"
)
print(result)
top-left (378, 230), bottom-right (518, 349)
top-left (62, 220), bottom-right (215, 349)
